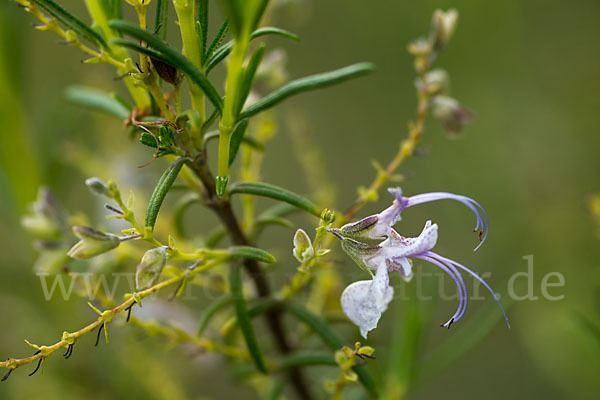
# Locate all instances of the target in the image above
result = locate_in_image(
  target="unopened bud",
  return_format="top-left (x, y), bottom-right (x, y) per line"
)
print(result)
top-left (430, 9), bottom-right (459, 52)
top-left (65, 30), bottom-right (78, 43)
top-left (293, 229), bottom-right (313, 262)
top-left (85, 177), bottom-right (110, 196)
top-left (136, 246), bottom-right (167, 290)
top-left (67, 226), bottom-right (120, 259)
top-left (419, 69), bottom-right (450, 96)
top-left (320, 208), bottom-right (336, 224)
top-left (431, 95), bottom-right (473, 136)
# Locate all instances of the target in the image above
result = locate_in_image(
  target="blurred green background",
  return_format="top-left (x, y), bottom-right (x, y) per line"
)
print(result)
top-left (0, 0), bottom-right (599, 399)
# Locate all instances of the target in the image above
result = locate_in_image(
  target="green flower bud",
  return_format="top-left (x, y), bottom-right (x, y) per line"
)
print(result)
top-left (320, 208), bottom-right (336, 224)
top-left (65, 30), bottom-right (78, 43)
top-left (85, 177), bottom-right (110, 196)
top-left (293, 229), bottom-right (313, 263)
top-left (431, 95), bottom-right (473, 137)
top-left (67, 226), bottom-right (120, 260)
top-left (136, 247), bottom-right (167, 290)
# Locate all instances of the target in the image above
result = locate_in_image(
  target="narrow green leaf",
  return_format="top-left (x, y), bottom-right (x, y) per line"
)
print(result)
top-left (207, 26), bottom-right (299, 74)
top-left (64, 86), bottom-right (130, 120)
top-left (154, 0), bottom-right (169, 40)
top-left (222, 298), bottom-right (278, 335)
top-left (229, 264), bottom-right (267, 373)
top-left (284, 303), bottom-right (378, 398)
top-left (32, 0), bottom-right (108, 49)
top-left (198, 0), bottom-right (208, 57)
top-left (111, 39), bottom-right (175, 69)
top-left (235, 44), bottom-right (265, 116)
top-left (197, 296), bottom-right (233, 336)
top-left (145, 157), bottom-right (188, 230)
top-left (110, 92), bottom-right (133, 112)
top-left (228, 119), bottom-right (249, 166)
top-left (228, 182), bottom-right (320, 217)
top-left (108, 20), bottom-right (223, 112)
top-left (240, 62), bottom-right (375, 120)
top-left (229, 245), bottom-right (276, 263)
top-left (203, 18), bottom-right (229, 64)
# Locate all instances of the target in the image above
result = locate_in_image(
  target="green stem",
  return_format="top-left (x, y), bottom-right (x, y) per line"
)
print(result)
top-left (216, 33), bottom-right (250, 194)
top-left (84, 0), bottom-right (150, 109)
top-left (173, 0), bottom-right (205, 119)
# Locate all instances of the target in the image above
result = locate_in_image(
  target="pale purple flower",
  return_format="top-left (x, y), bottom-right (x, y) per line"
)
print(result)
top-left (329, 188), bottom-right (508, 338)
top-left (337, 187), bottom-right (489, 250)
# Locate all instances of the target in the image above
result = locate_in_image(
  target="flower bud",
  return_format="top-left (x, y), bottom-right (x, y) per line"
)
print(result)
top-left (136, 247), bottom-right (167, 290)
top-left (429, 9), bottom-right (458, 52)
top-left (67, 226), bottom-right (120, 260)
top-left (320, 208), bottom-right (336, 224)
top-left (85, 177), bottom-right (110, 196)
top-left (431, 95), bottom-right (473, 136)
top-left (293, 229), bottom-right (313, 263)
top-left (65, 30), bottom-right (78, 43)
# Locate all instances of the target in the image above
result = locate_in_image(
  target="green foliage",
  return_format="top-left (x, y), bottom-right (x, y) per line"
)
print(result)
top-left (204, 18), bottom-right (229, 64)
top-left (64, 85), bottom-right (130, 120)
top-left (206, 26), bottom-right (299, 73)
top-left (229, 264), bottom-right (268, 373)
top-left (228, 245), bottom-right (276, 263)
top-left (31, 0), bottom-right (108, 48)
top-left (228, 119), bottom-right (249, 166)
top-left (145, 157), bottom-right (187, 231)
top-left (108, 19), bottom-right (223, 112)
top-left (228, 181), bottom-right (320, 216)
top-left (3, 3), bottom-right (524, 400)
top-left (240, 62), bottom-right (375, 120)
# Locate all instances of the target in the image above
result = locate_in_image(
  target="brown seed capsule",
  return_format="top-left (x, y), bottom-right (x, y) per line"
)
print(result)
top-left (151, 58), bottom-right (179, 85)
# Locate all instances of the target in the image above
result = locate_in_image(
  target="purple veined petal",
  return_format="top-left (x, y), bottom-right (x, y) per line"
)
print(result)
top-left (428, 251), bottom-right (510, 328)
top-left (404, 192), bottom-right (489, 251)
top-left (416, 254), bottom-right (468, 327)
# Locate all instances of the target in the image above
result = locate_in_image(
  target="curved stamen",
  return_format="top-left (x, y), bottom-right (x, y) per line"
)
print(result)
top-left (429, 251), bottom-right (510, 328)
top-left (417, 255), bottom-right (467, 327)
top-left (405, 192), bottom-right (489, 251)
top-left (434, 255), bottom-right (470, 322)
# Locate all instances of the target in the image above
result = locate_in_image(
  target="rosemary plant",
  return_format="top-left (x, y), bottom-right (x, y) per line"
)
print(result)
top-left (3, 2), bottom-right (509, 399)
